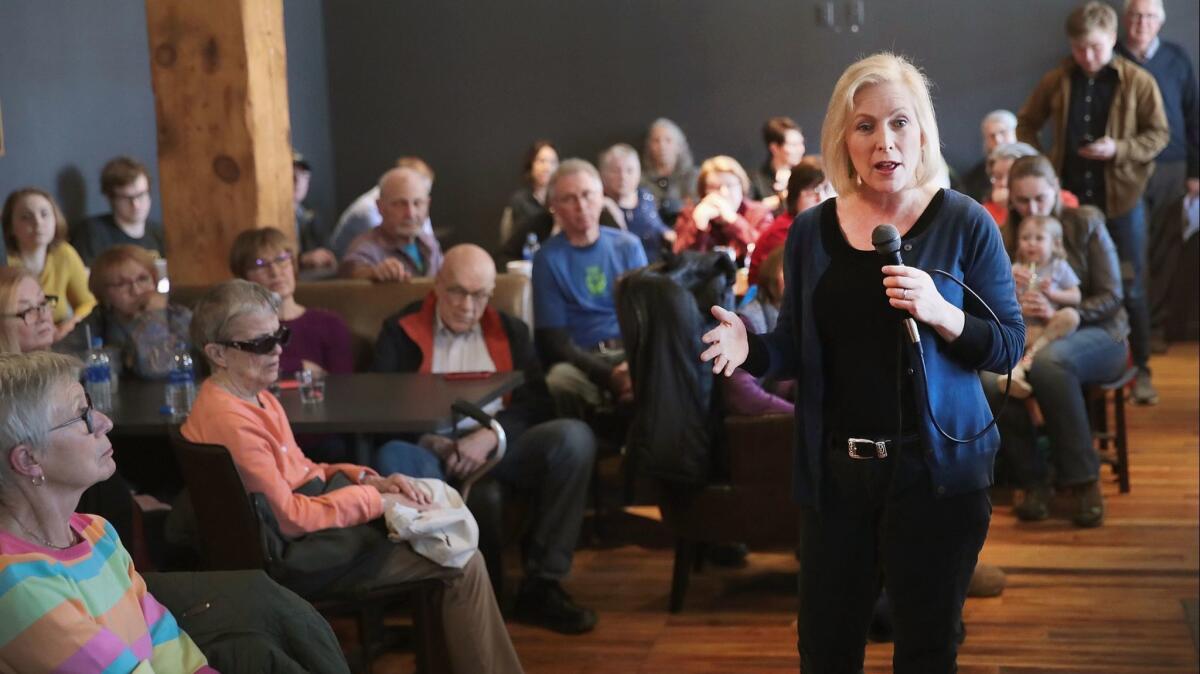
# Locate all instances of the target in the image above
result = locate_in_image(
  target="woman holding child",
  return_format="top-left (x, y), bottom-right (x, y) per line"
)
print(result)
top-left (988, 154), bottom-right (1128, 527)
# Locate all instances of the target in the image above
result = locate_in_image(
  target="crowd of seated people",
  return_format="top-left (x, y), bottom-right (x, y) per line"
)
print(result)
top-left (0, 1), bottom-right (1193, 668)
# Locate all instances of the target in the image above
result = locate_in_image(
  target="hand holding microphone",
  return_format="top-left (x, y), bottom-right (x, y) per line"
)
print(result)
top-left (872, 224), bottom-right (965, 345)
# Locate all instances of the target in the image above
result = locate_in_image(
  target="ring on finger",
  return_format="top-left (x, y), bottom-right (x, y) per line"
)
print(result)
top-left (903, 288), bottom-right (910, 300)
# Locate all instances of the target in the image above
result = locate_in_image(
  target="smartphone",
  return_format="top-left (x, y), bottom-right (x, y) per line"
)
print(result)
top-left (443, 371), bottom-right (494, 380)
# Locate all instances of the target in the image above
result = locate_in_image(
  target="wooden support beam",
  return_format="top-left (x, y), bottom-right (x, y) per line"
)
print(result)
top-left (145, 0), bottom-right (294, 285)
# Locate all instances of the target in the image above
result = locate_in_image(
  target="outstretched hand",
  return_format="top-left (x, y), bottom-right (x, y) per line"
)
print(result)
top-left (700, 305), bottom-right (748, 376)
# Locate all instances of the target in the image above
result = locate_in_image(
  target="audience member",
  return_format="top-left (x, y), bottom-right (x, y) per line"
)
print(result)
top-left (701, 52), bottom-right (1023, 672)
top-left (291, 152), bottom-right (337, 273)
top-left (1117, 0), bottom-right (1199, 351)
top-left (3, 188), bottom-right (96, 340)
top-left (70, 245), bottom-right (191, 380)
top-left (0, 351), bottom-right (351, 674)
top-left (724, 247), bottom-right (793, 416)
top-left (640, 118), bottom-right (699, 226)
top-left (981, 141), bottom-right (1045, 228)
top-left (181, 280), bottom-right (523, 674)
top-left (328, 157), bottom-right (437, 258)
top-left (986, 154), bottom-right (1128, 528)
top-left (750, 116), bottom-right (806, 212)
top-left (961, 110), bottom-right (1019, 202)
top-left (70, 156), bottom-right (166, 266)
top-left (231, 228), bottom-right (352, 377)
top-left (340, 165), bottom-right (444, 281)
top-left (373, 244), bottom-right (598, 634)
top-left (748, 162), bottom-right (831, 285)
top-left (0, 267), bottom-right (56, 354)
top-left (599, 143), bottom-right (674, 263)
top-left (533, 160), bottom-right (647, 420)
top-left (673, 156), bottom-right (773, 258)
top-left (500, 140), bottom-right (559, 251)
top-left (996, 214), bottom-right (1082, 397)
top-left (1017, 0), bottom-right (1168, 404)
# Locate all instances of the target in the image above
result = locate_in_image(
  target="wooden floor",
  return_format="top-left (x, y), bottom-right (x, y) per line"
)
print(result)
top-left (371, 344), bottom-right (1200, 674)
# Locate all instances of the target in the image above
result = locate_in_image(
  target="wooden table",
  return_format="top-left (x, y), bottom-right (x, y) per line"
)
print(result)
top-left (107, 371), bottom-right (524, 436)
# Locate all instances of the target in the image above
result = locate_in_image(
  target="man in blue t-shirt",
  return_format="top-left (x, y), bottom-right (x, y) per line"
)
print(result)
top-left (533, 159), bottom-right (648, 419)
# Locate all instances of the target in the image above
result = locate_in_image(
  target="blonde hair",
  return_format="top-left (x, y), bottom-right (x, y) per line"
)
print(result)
top-left (696, 156), bottom-right (751, 198)
top-left (820, 52), bottom-right (944, 197)
top-left (1067, 1), bottom-right (1117, 38)
top-left (1016, 214), bottom-right (1068, 263)
top-left (0, 267), bottom-right (40, 354)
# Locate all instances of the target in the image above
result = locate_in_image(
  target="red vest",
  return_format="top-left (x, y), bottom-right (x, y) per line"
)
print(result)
top-left (397, 293), bottom-right (514, 374)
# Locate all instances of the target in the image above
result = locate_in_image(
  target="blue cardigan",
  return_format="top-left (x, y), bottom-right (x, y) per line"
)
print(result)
top-left (747, 189), bottom-right (1024, 506)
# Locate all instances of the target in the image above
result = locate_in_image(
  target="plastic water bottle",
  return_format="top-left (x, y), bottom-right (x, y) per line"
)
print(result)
top-left (85, 338), bottom-right (113, 413)
top-left (521, 232), bottom-right (540, 261)
top-left (163, 346), bottom-right (196, 420)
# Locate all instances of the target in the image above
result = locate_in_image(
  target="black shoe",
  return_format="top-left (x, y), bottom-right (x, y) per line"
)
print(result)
top-left (513, 579), bottom-right (597, 635)
top-left (707, 542), bottom-right (749, 568)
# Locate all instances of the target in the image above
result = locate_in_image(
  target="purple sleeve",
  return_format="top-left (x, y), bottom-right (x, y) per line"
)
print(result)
top-left (321, 311), bottom-right (355, 374)
top-left (723, 369), bottom-right (795, 416)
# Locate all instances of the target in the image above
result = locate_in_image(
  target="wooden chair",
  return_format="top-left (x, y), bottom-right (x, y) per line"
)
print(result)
top-left (169, 430), bottom-right (448, 674)
top-left (657, 414), bottom-right (797, 612)
top-left (1086, 366), bottom-right (1137, 494)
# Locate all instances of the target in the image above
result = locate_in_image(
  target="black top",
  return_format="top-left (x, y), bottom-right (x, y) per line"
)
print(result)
top-left (1062, 63), bottom-right (1119, 209)
top-left (811, 190), bottom-right (944, 437)
top-left (70, 214), bottom-right (166, 267)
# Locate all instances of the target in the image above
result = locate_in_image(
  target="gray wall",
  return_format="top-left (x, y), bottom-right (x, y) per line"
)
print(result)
top-left (0, 0), bottom-right (336, 234)
top-left (323, 0), bottom-right (1198, 250)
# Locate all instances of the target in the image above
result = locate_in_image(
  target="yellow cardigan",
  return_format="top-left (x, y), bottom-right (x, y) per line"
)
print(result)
top-left (7, 243), bottom-right (97, 323)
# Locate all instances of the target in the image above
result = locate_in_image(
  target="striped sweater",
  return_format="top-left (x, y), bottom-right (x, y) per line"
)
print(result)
top-left (0, 512), bottom-right (214, 673)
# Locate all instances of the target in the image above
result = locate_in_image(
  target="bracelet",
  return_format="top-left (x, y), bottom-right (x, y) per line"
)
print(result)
top-left (357, 470), bottom-right (368, 484)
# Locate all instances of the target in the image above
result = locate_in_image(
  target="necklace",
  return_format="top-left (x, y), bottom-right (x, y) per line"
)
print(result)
top-left (0, 504), bottom-right (74, 549)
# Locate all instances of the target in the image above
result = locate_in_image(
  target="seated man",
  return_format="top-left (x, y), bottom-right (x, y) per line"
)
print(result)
top-left (291, 152), bottom-right (337, 272)
top-left (339, 163), bottom-right (444, 281)
top-left (373, 243), bottom-right (598, 635)
top-left (749, 116), bottom-right (806, 212)
top-left (71, 156), bottom-right (166, 266)
top-left (961, 110), bottom-right (1018, 203)
top-left (329, 156), bottom-right (436, 258)
top-left (533, 160), bottom-right (648, 420)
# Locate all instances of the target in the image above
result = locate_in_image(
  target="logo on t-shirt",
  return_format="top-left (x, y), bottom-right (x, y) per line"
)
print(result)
top-left (585, 265), bottom-right (607, 296)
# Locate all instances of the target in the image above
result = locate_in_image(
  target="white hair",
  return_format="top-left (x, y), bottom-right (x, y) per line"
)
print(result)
top-left (981, 110), bottom-right (1017, 133)
top-left (1123, 0), bottom-right (1164, 17)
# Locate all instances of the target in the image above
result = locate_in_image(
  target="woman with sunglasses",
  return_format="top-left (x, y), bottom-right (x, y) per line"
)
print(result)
top-left (0, 351), bottom-right (353, 673)
top-left (62, 244), bottom-right (193, 379)
top-left (3, 188), bottom-right (97, 341)
top-left (230, 228), bottom-right (352, 377)
top-left (183, 280), bottom-right (524, 674)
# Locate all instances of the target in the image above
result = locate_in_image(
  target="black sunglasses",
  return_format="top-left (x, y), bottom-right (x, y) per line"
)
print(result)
top-left (49, 392), bottom-right (96, 435)
top-left (217, 326), bottom-right (291, 355)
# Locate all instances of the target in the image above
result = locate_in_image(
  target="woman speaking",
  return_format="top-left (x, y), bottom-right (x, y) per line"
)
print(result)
top-left (701, 53), bottom-right (1023, 673)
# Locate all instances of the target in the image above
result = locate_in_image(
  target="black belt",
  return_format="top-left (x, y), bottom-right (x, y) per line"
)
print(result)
top-left (834, 433), bottom-right (920, 460)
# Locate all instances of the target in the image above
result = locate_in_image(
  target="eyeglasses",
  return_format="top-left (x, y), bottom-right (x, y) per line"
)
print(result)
top-left (2, 296), bottom-right (58, 325)
top-left (49, 393), bottom-right (96, 435)
top-left (218, 326), bottom-right (291, 355)
top-left (444, 286), bottom-right (493, 304)
top-left (113, 190), bottom-right (151, 205)
top-left (249, 251), bottom-right (293, 272)
top-left (105, 274), bottom-right (155, 292)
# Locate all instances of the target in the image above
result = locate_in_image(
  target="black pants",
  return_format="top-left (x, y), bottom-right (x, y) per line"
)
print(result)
top-left (797, 443), bottom-right (990, 674)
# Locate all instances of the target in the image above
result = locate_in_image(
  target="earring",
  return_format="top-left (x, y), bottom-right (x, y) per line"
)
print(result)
top-left (31, 474), bottom-right (45, 487)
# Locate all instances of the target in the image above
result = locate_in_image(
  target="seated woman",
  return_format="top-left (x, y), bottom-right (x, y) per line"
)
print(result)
top-left (0, 267), bottom-right (57, 354)
top-left (0, 351), bottom-right (348, 673)
top-left (230, 228), bottom-right (352, 377)
top-left (984, 154), bottom-right (1128, 528)
top-left (748, 162), bottom-right (832, 286)
top-left (500, 140), bottom-right (559, 260)
top-left (672, 156), bottom-right (773, 259)
top-left (640, 117), bottom-right (699, 226)
top-left (724, 247), bottom-right (793, 416)
top-left (981, 142), bottom-right (1076, 230)
top-left (67, 244), bottom-right (192, 379)
top-left (180, 280), bottom-right (523, 674)
top-left (599, 142), bottom-right (674, 263)
top-left (3, 188), bottom-right (96, 341)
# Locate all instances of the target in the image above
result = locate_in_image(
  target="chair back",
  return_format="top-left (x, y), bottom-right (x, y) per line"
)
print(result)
top-left (169, 430), bottom-right (269, 571)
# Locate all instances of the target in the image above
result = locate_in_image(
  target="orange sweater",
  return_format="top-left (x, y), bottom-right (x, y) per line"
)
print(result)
top-left (181, 380), bottom-right (382, 537)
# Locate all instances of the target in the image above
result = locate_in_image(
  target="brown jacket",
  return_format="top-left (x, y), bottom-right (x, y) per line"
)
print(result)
top-left (1017, 55), bottom-right (1169, 218)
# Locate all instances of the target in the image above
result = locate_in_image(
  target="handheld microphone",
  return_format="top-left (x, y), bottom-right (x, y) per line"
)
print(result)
top-left (871, 224), bottom-right (921, 346)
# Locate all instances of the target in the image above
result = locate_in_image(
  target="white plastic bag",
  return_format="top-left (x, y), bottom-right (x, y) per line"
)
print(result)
top-left (383, 479), bottom-right (479, 569)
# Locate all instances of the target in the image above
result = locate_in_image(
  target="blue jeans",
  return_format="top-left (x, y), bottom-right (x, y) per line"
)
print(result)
top-left (983, 326), bottom-right (1126, 487)
top-left (374, 420), bottom-right (595, 580)
top-left (1105, 202), bottom-right (1151, 369)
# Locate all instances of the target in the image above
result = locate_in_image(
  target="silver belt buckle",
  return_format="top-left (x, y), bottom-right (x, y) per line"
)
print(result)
top-left (847, 437), bottom-right (888, 460)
